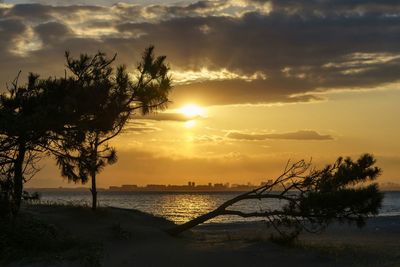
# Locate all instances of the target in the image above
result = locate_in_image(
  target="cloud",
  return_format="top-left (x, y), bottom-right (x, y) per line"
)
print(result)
top-left (170, 78), bottom-right (324, 106)
top-left (190, 134), bottom-right (225, 144)
top-left (132, 112), bottom-right (193, 121)
top-left (0, 1), bottom-right (399, 105)
top-left (170, 68), bottom-right (267, 85)
top-left (122, 121), bottom-right (160, 134)
top-left (226, 130), bottom-right (333, 141)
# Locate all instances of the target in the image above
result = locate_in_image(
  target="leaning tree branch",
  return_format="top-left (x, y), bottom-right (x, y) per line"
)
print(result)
top-left (166, 154), bottom-right (383, 239)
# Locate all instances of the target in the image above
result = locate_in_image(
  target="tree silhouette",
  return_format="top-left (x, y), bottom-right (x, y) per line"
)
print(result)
top-left (167, 154), bottom-right (383, 242)
top-left (0, 73), bottom-right (54, 216)
top-left (53, 46), bottom-right (171, 210)
top-left (0, 46), bottom-right (171, 216)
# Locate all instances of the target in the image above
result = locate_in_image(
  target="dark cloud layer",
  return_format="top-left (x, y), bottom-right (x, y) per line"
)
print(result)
top-left (267, 0), bottom-right (400, 15)
top-left (0, 1), bottom-right (399, 106)
top-left (226, 130), bottom-right (333, 141)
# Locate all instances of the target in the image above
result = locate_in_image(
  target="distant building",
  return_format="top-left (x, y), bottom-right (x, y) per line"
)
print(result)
top-left (146, 184), bottom-right (167, 190)
top-left (213, 183), bottom-right (225, 189)
top-left (231, 184), bottom-right (251, 190)
top-left (105, 180), bottom-right (266, 192)
top-left (121, 185), bottom-right (138, 189)
top-left (195, 185), bottom-right (212, 190)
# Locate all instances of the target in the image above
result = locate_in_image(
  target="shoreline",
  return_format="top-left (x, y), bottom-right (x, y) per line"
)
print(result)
top-left (3, 204), bottom-right (400, 267)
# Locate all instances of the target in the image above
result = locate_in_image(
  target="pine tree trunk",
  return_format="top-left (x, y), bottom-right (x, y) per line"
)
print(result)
top-left (12, 141), bottom-right (26, 216)
top-left (91, 171), bottom-right (97, 210)
top-left (90, 135), bottom-right (99, 210)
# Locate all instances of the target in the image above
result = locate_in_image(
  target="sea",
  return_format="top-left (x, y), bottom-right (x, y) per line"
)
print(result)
top-left (32, 190), bottom-right (400, 224)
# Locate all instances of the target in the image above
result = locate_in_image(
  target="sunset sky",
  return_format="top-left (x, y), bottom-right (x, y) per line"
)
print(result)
top-left (1, 0), bottom-right (399, 187)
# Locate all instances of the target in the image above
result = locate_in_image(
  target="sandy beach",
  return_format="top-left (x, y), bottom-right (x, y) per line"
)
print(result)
top-left (2, 204), bottom-right (399, 267)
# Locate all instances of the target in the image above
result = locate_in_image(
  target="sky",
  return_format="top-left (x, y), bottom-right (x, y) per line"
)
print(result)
top-left (1, 0), bottom-right (399, 187)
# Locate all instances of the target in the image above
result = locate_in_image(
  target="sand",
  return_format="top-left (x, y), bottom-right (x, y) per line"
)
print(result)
top-left (6, 204), bottom-right (400, 267)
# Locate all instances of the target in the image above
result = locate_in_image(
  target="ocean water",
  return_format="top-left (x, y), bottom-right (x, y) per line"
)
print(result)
top-left (33, 191), bottom-right (400, 224)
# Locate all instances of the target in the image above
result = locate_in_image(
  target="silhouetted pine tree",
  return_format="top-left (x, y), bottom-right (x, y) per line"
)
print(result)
top-left (53, 46), bottom-right (171, 210)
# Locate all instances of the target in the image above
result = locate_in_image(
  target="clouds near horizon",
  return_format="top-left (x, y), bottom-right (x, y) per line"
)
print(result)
top-left (226, 130), bottom-right (333, 141)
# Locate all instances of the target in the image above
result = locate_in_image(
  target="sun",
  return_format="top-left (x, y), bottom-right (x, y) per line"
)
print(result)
top-left (179, 104), bottom-right (205, 118)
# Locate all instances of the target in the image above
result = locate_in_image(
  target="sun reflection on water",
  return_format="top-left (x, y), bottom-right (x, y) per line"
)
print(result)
top-left (157, 194), bottom-right (218, 223)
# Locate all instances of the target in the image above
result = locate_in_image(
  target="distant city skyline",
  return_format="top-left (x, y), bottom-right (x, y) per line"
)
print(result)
top-left (27, 181), bottom-right (400, 192)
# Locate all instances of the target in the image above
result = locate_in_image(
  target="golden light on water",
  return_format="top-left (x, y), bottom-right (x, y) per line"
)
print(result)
top-left (157, 194), bottom-right (219, 223)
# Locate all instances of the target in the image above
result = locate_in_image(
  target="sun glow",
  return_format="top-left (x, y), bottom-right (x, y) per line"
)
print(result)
top-left (179, 104), bottom-right (205, 118)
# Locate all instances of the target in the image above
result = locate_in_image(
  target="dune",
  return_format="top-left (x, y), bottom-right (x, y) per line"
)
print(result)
top-left (4, 204), bottom-right (400, 267)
